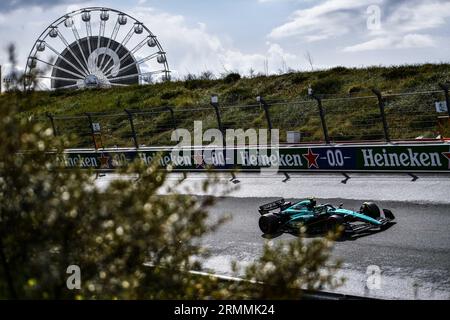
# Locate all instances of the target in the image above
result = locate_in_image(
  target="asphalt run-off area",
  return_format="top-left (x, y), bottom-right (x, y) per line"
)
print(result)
top-left (96, 173), bottom-right (450, 300)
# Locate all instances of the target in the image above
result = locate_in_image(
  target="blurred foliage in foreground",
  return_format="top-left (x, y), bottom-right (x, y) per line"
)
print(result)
top-left (0, 93), bottom-right (342, 299)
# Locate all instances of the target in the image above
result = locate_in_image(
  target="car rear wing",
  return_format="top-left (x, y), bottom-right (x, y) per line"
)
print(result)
top-left (258, 198), bottom-right (286, 214)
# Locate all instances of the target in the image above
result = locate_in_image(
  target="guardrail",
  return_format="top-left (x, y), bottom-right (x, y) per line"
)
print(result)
top-left (40, 87), bottom-right (450, 150)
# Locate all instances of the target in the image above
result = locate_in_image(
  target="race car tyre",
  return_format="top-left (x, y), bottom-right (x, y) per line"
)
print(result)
top-left (259, 213), bottom-right (280, 234)
top-left (383, 208), bottom-right (395, 220)
top-left (360, 202), bottom-right (381, 219)
top-left (326, 215), bottom-right (344, 232)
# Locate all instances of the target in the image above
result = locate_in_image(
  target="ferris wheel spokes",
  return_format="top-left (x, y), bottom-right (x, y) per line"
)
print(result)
top-left (34, 57), bottom-right (85, 80)
top-left (25, 7), bottom-right (170, 90)
top-left (120, 24), bottom-right (136, 50)
top-left (36, 75), bottom-right (82, 83)
top-left (96, 18), bottom-right (106, 64)
top-left (109, 83), bottom-right (129, 87)
top-left (55, 30), bottom-right (90, 75)
top-left (65, 16), bottom-right (90, 71)
top-left (105, 51), bottom-right (161, 78)
top-left (82, 10), bottom-right (93, 56)
top-left (103, 36), bottom-right (148, 74)
top-left (100, 22), bottom-right (134, 74)
top-left (108, 70), bottom-right (166, 82)
top-left (98, 19), bottom-right (120, 72)
top-left (45, 42), bottom-right (87, 78)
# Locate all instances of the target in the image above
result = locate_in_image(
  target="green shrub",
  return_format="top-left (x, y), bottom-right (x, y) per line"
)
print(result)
top-left (290, 73), bottom-right (308, 85)
top-left (312, 78), bottom-right (343, 94)
top-left (160, 89), bottom-right (185, 100)
top-left (184, 79), bottom-right (215, 90)
top-left (223, 72), bottom-right (241, 84)
top-left (382, 65), bottom-right (420, 80)
top-left (348, 85), bottom-right (365, 95)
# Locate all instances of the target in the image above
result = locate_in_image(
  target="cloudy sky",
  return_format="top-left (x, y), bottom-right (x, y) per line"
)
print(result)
top-left (1, 0), bottom-right (450, 78)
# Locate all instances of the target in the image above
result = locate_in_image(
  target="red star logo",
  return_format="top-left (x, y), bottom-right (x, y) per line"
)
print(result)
top-left (97, 153), bottom-right (110, 169)
top-left (442, 151), bottom-right (450, 169)
top-left (302, 148), bottom-right (319, 169)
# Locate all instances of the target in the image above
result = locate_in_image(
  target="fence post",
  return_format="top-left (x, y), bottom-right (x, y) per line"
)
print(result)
top-left (163, 107), bottom-right (176, 131)
top-left (439, 83), bottom-right (450, 118)
top-left (85, 112), bottom-right (97, 150)
top-left (46, 112), bottom-right (58, 137)
top-left (210, 95), bottom-right (224, 132)
top-left (256, 96), bottom-right (273, 131)
top-left (371, 89), bottom-right (390, 142)
top-left (311, 94), bottom-right (330, 144)
top-left (124, 109), bottom-right (139, 149)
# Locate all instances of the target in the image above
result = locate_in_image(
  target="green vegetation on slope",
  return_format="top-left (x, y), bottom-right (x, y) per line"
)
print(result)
top-left (2, 64), bottom-right (450, 147)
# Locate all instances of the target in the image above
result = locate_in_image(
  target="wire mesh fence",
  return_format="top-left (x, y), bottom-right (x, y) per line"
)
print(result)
top-left (270, 100), bottom-right (323, 143)
top-left (52, 115), bottom-right (92, 148)
top-left (384, 90), bottom-right (444, 140)
top-left (323, 95), bottom-right (384, 141)
top-left (43, 88), bottom-right (450, 148)
top-left (132, 109), bottom-right (177, 147)
top-left (220, 104), bottom-right (265, 132)
top-left (89, 113), bottom-right (134, 148)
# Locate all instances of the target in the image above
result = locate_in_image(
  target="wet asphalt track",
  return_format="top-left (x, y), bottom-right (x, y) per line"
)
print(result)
top-left (200, 196), bottom-right (450, 299)
top-left (97, 173), bottom-right (450, 299)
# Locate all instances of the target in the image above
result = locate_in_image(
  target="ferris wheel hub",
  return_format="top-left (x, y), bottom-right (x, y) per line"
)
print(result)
top-left (84, 74), bottom-right (100, 88)
top-left (80, 71), bottom-right (111, 89)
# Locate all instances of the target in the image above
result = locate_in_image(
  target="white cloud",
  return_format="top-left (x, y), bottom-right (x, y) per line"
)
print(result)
top-left (343, 34), bottom-right (436, 52)
top-left (400, 34), bottom-right (436, 49)
top-left (269, 0), bottom-right (377, 41)
top-left (384, 1), bottom-right (450, 34)
top-left (0, 2), bottom-right (97, 73)
top-left (269, 0), bottom-right (450, 53)
top-left (343, 1), bottom-right (450, 52)
top-left (127, 6), bottom-right (302, 76)
top-left (0, 2), bottom-right (303, 82)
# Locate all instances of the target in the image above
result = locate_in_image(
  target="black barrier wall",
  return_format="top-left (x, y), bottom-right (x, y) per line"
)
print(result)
top-left (59, 143), bottom-right (450, 173)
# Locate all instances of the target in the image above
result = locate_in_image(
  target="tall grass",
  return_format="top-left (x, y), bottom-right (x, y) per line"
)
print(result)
top-left (2, 63), bottom-right (449, 146)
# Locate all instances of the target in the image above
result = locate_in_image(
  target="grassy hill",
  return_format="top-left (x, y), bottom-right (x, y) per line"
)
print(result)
top-left (2, 63), bottom-right (450, 148)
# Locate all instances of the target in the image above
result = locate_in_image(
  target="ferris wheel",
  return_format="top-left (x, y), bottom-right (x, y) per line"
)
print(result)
top-left (24, 7), bottom-right (170, 90)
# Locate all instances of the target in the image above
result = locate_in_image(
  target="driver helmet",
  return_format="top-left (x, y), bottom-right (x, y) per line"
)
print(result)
top-left (308, 198), bottom-right (317, 208)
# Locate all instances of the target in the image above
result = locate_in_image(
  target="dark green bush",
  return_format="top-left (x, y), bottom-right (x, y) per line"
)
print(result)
top-left (382, 65), bottom-right (420, 80)
top-left (223, 72), bottom-right (241, 84)
top-left (312, 78), bottom-right (343, 94)
top-left (184, 79), bottom-right (215, 90)
top-left (161, 89), bottom-right (185, 100)
top-left (290, 73), bottom-right (308, 85)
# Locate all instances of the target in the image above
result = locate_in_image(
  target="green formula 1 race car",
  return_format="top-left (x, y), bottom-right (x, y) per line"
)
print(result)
top-left (258, 198), bottom-right (395, 236)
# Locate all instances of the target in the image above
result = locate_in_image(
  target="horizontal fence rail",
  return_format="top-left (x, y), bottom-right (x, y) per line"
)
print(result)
top-left (38, 87), bottom-right (450, 150)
